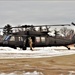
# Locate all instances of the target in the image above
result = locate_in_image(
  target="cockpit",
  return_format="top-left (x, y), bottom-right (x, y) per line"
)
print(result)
top-left (3, 35), bottom-right (11, 41)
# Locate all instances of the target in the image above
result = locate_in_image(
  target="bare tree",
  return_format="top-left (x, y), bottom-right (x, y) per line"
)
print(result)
top-left (60, 27), bottom-right (74, 38)
top-left (67, 29), bottom-right (74, 38)
top-left (60, 27), bottom-right (68, 37)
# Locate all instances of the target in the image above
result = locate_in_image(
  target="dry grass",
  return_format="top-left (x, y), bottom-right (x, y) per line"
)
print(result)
top-left (0, 54), bottom-right (75, 75)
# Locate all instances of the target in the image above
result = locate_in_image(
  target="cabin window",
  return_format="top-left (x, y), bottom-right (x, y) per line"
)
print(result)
top-left (18, 37), bottom-right (20, 41)
top-left (18, 37), bottom-right (23, 41)
top-left (41, 37), bottom-right (45, 42)
top-left (20, 37), bottom-right (23, 41)
top-left (36, 37), bottom-right (40, 42)
top-left (10, 36), bottom-right (15, 41)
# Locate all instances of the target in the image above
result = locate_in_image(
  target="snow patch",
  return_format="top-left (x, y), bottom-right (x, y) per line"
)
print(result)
top-left (0, 71), bottom-right (43, 75)
top-left (0, 47), bottom-right (75, 58)
top-left (68, 71), bottom-right (75, 75)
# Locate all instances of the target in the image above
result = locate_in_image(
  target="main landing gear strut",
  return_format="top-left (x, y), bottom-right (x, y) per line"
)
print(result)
top-left (65, 46), bottom-right (70, 50)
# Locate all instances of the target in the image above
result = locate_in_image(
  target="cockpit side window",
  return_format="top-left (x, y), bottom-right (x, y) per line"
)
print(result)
top-left (3, 35), bottom-right (7, 40)
top-left (10, 36), bottom-right (15, 41)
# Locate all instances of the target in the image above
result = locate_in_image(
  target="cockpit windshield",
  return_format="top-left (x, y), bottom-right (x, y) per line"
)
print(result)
top-left (3, 35), bottom-right (11, 41)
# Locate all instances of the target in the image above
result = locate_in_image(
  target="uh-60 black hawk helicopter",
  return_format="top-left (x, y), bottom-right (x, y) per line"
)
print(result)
top-left (0, 22), bottom-right (75, 50)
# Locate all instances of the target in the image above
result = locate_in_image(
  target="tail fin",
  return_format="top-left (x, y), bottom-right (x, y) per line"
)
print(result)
top-left (72, 22), bottom-right (75, 26)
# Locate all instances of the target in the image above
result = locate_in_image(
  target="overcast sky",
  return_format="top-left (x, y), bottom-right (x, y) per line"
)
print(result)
top-left (0, 1), bottom-right (75, 28)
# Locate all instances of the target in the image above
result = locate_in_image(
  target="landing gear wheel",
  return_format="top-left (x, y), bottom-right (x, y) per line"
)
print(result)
top-left (14, 47), bottom-right (17, 49)
top-left (22, 47), bottom-right (27, 50)
top-left (65, 46), bottom-right (70, 50)
top-left (68, 48), bottom-right (70, 50)
top-left (12, 46), bottom-right (16, 49)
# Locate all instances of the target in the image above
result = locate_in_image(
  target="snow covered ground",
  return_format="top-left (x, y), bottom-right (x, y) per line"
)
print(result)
top-left (0, 71), bottom-right (44, 75)
top-left (0, 71), bottom-right (75, 75)
top-left (0, 47), bottom-right (75, 75)
top-left (0, 47), bottom-right (75, 58)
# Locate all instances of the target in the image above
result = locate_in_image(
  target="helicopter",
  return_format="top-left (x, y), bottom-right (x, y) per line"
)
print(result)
top-left (0, 22), bottom-right (75, 50)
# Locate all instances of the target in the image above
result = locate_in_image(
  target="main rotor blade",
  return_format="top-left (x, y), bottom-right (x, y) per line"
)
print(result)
top-left (0, 24), bottom-right (71, 29)
top-left (33, 24), bottom-right (70, 27)
top-left (11, 24), bottom-right (71, 28)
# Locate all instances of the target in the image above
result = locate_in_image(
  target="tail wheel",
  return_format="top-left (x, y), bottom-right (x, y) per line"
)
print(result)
top-left (65, 46), bottom-right (70, 50)
top-left (68, 48), bottom-right (70, 50)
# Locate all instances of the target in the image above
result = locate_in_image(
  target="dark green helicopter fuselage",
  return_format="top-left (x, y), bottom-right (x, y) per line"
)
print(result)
top-left (0, 30), bottom-right (75, 50)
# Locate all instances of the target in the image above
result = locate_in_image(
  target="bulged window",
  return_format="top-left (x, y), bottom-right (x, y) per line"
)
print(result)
top-left (10, 36), bottom-right (15, 41)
